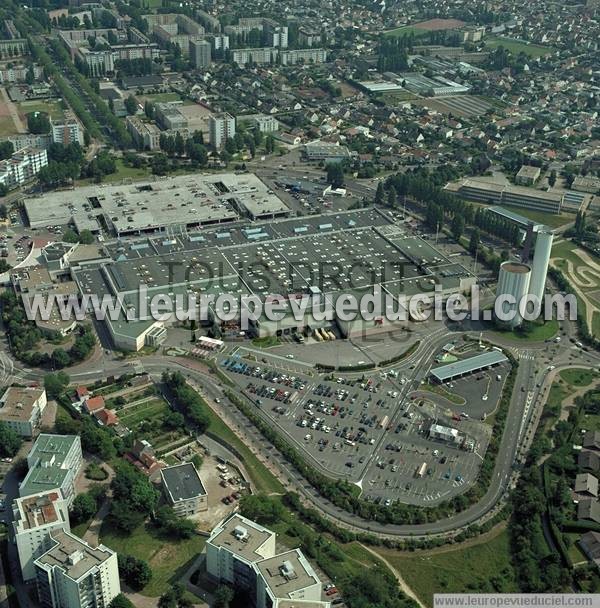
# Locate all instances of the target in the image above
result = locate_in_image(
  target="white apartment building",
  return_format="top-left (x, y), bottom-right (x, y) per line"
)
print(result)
top-left (255, 550), bottom-right (324, 608)
top-left (34, 530), bottom-right (120, 608)
top-left (50, 114), bottom-right (84, 147)
top-left (209, 112), bottom-right (236, 149)
top-left (206, 514), bottom-right (330, 608)
top-left (12, 491), bottom-right (70, 581)
top-left (0, 146), bottom-right (48, 190)
top-left (20, 434), bottom-right (83, 505)
top-left (0, 386), bottom-right (47, 438)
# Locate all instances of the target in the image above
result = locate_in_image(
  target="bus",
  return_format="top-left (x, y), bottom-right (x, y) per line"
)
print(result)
top-left (379, 415), bottom-right (389, 429)
top-left (415, 462), bottom-right (427, 478)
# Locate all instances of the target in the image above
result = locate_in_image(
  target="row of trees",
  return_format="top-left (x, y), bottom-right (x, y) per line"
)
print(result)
top-left (379, 169), bottom-right (520, 247)
top-left (162, 371), bottom-right (211, 433)
top-left (377, 36), bottom-right (410, 72)
top-left (29, 39), bottom-right (102, 140)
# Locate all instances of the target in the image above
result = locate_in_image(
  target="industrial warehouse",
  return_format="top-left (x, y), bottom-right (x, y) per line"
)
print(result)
top-left (23, 173), bottom-right (291, 235)
top-left (41, 208), bottom-right (479, 351)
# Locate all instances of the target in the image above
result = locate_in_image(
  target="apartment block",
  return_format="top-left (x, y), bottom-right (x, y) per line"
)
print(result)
top-left (161, 462), bottom-right (208, 516)
top-left (50, 114), bottom-right (84, 147)
top-left (20, 434), bottom-right (83, 505)
top-left (0, 146), bottom-right (48, 190)
top-left (209, 112), bottom-right (236, 149)
top-left (34, 530), bottom-right (120, 608)
top-left (189, 39), bottom-right (212, 69)
top-left (0, 386), bottom-right (47, 438)
top-left (206, 514), bottom-right (330, 608)
top-left (125, 116), bottom-right (161, 150)
top-left (12, 491), bottom-right (70, 581)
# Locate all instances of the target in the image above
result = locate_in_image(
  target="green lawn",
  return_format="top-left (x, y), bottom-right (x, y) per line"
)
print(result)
top-left (0, 116), bottom-right (17, 136)
top-left (252, 335), bottom-right (281, 348)
top-left (18, 99), bottom-right (65, 120)
top-left (565, 533), bottom-right (588, 565)
top-left (77, 158), bottom-right (152, 186)
top-left (380, 530), bottom-right (517, 607)
top-left (119, 400), bottom-right (167, 426)
top-left (580, 413), bottom-right (600, 433)
top-left (100, 522), bottom-right (205, 597)
top-left (420, 382), bottom-right (465, 405)
top-left (511, 208), bottom-right (572, 229)
top-left (559, 368), bottom-right (599, 388)
top-left (384, 25), bottom-right (430, 38)
top-left (143, 93), bottom-right (195, 106)
top-left (491, 319), bottom-right (558, 342)
top-left (485, 36), bottom-right (554, 57)
top-left (203, 399), bottom-right (285, 495)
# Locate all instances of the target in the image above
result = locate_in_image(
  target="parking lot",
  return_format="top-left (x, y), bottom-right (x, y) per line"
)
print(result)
top-left (220, 344), bottom-right (502, 506)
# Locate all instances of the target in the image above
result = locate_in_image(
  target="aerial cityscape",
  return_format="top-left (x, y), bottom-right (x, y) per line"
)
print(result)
top-left (0, 0), bottom-right (599, 607)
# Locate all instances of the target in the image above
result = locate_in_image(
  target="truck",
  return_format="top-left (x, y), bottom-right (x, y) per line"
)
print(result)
top-left (318, 328), bottom-right (330, 341)
top-left (326, 330), bottom-right (336, 341)
top-left (313, 329), bottom-right (323, 342)
top-left (415, 462), bottom-right (427, 478)
top-left (379, 415), bottom-right (389, 429)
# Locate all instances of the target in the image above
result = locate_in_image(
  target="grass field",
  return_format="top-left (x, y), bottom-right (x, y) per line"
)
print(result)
top-left (559, 368), bottom-right (599, 388)
top-left (485, 36), bottom-right (554, 57)
top-left (144, 92), bottom-right (195, 105)
top-left (202, 399), bottom-right (285, 495)
top-left (379, 529), bottom-right (517, 607)
top-left (491, 319), bottom-right (558, 343)
top-left (512, 208), bottom-right (572, 229)
top-left (100, 522), bottom-right (206, 597)
top-left (18, 99), bottom-right (65, 120)
top-left (0, 116), bottom-right (16, 136)
top-left (384, 25), bottom-right (430, 38)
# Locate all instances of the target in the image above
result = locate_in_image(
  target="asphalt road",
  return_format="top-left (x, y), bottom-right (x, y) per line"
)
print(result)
top-left (2, 308), bottom-right (597, 538)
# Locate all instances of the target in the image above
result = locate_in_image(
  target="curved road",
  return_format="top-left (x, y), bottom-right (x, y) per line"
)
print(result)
top-left (3, 315), bottom-right (598, 538)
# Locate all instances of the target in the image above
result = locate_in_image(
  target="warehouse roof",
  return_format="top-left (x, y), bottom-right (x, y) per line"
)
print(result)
top-left (430, 351), bottom-right (508, 382)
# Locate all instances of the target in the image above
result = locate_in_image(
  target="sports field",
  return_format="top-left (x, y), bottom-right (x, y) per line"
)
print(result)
top-left (485, 36), bottom-right (553, 58)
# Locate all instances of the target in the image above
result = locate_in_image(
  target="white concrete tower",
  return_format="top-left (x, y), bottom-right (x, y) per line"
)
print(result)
top-left (496, 261), bottom-right (532, 328)
top-left (528, 228), bottom-right (554, 304)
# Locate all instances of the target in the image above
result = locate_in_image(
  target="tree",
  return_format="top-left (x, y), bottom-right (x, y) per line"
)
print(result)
top-left (213, 585), bottom-right (234, 608)
top-left (0, 140), bottom-right (14, 161)
top-left (469, 229), bottom-right (480, 255)
top-left (387, 185), bottom-right (397, 207)
top-left (154, 505), bottom-right (196, 539)
top-left (326, 163), bottom-right (344, 189)
top-left (548, 169), bottom-right (557, 187)
top-left (239, 494), bottom-right (283, 525)
top-left (70, 492), bottom-right (97, 525)
top-left (109, 595), bottom-right (136, 608)
top-left (118, 555), bottom-right (152, 591)
top-left (451, 214), bottom-right (465, 241)
top-left (0, 421), bottom-right (22, 457)
top-left (27, 112), bottom-right (50, 134)
top-left (51, 348), bottom-right (71, 369)
top-left (374, 182), bottom-right (385, 205)
top-left (124, 95), bottom-right (137, 116)
top-left (151, 154), bottom-right (169, 175)
top-left (44, 371), bottom-right (70, 399)
top-left (78, 229), bottom-right (95, 244)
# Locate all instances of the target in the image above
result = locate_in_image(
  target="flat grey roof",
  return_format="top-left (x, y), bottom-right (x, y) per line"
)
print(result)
top-left (161, 463), bottom-right (206, 502)
top-left (208, 513), bottom-right (274, 563)
top-left (255, 549), bottom-right (320, 598)
top-left (36, 530), bottom-right (113, 581)
top-left (488, 206), bottom-right (544, 229)
top-left (430, 351), bottom-right (508, 382)
top-left (23, 173), bottom-right (289, 233)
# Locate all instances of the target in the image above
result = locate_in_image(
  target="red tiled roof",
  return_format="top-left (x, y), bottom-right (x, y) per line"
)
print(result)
top-left (85, 395), bottom-right (105, 412)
